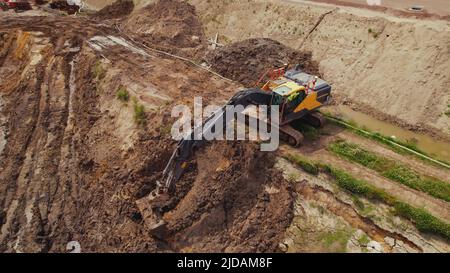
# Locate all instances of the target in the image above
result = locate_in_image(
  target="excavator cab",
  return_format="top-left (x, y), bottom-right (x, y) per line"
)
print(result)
top-left (260, 66), bottom-right (331, 127)
top-left (271, 81), bottom-right (307, 115)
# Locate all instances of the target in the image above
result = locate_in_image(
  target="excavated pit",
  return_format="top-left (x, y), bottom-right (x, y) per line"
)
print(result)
top-left (192, 0), bottom-right (450, 138)
top-left (1, 0), bottom-right (449, 253)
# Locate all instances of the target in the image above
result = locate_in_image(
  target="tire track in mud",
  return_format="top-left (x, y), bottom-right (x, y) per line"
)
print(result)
top-left (0, 31), bottom-right (84, 250)
top-left (0, 46), bottom-right (48, 250)
top-left (0, 12), bottom-right (128, 249)
top-left (0, 18), bottom-right (110, 251)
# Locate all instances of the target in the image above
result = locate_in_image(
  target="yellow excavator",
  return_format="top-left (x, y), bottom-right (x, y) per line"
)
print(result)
top-left (137, 64), bottom-right (332, 237)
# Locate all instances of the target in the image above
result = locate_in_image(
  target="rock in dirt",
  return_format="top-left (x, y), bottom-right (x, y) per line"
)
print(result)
top-left (94, 0), bottom-right (134, 20)
top-left (384, 236), bottom-right (396, 247)
top-left (205, 38), bottom-right (321, 87)
top-left (367, 240), bottom-right (383, 253)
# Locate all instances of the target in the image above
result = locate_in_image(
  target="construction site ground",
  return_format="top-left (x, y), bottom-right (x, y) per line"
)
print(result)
top-left (0, 0), bottom-right (449, 253)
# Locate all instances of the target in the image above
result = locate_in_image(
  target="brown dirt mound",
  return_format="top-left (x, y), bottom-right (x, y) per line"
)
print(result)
top-left (206, 38), bottom-right (321, 87)
top-left (95, 0), bottom-right (134, 20)
top-left (162, 142), bottom-right (294, 252)
top-left (123, 0), bottom-right (205, 50)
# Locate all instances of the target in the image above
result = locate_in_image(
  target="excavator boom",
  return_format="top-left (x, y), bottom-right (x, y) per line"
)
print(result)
top-left (159, 88), bottom-right (274, 192)
top-left (158, 68), bottom-right (332, 193)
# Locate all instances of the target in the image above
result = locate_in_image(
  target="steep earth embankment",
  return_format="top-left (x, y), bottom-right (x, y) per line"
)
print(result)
top-left (190, 0), bottom-right (450, 138)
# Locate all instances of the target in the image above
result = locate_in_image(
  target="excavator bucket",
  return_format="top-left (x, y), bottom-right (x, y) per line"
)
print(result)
top-left (135, 191), bottom-right (169, 239)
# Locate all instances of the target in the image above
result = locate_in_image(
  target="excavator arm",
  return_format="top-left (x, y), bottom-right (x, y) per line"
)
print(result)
top-left (158, 88), bottom-right (274, 193)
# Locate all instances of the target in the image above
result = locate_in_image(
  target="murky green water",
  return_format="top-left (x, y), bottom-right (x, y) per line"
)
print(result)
top-left (324, 105), bottom-right (450, 163)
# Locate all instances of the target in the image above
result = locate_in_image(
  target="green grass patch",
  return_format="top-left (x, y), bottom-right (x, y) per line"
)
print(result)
top-left (328, 140), bottom-right (450, 202)
top-left (351, 195), bottom-right (365, 210)
top-left (357, 234), bottom-right (370, 246)
top-left (326, 166), bottom-right (394, 204)
top-left (116, 87), bottom-right (129, 102)
top-left (324, 165), bottom-right (450, 240)
top-left (282, 146), bottom-right (450, 240)
top-left (92, 60), bottom-right (105, 79)
top-left (133, 102), bottom-right (146, 126)
top-left (352, 196), bottom-right (375, 216)
top-left (319, 229), bottom-right (353, 253)
top-left (284, 153), bottom-right (319, 175)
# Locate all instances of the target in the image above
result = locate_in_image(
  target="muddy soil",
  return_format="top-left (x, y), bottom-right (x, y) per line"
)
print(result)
top-left (205, 38), bottom-right (320, 87)
top-left (0, 19), bottom-right (161, 252)
top-left (94, 0), bottom-right (134, 20)
top-left (0, 13), bottom-right (293, 252)
top-left (163, 142), bottom-right (294, 252)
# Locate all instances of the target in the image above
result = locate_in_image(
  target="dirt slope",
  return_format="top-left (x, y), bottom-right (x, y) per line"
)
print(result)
top-left (94, 0), bottom-right (135, 19)
top-left (164, 142), bottom-right (294, 252)
top-left (190, 0), bottom-right (450, 137)
top-left (206, 38), bottom-right (320, 87)
top-left (122, 0), bottom-right (206, 58)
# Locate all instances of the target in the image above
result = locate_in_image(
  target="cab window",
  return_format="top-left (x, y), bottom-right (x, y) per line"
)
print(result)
top-left (273, 86), bottom-right (292, 96)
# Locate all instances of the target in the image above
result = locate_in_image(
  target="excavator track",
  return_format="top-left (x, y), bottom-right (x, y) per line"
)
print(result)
top-left (280, 124), bottom-right (304, 147)
top-left (301, 111), bottom-right (326, 128)
top-left (242, 104), bottom-right (304, 147)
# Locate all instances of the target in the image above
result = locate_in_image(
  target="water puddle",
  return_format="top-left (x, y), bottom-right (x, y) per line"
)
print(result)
top-left (324, 105), bottom-right (450, 163)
